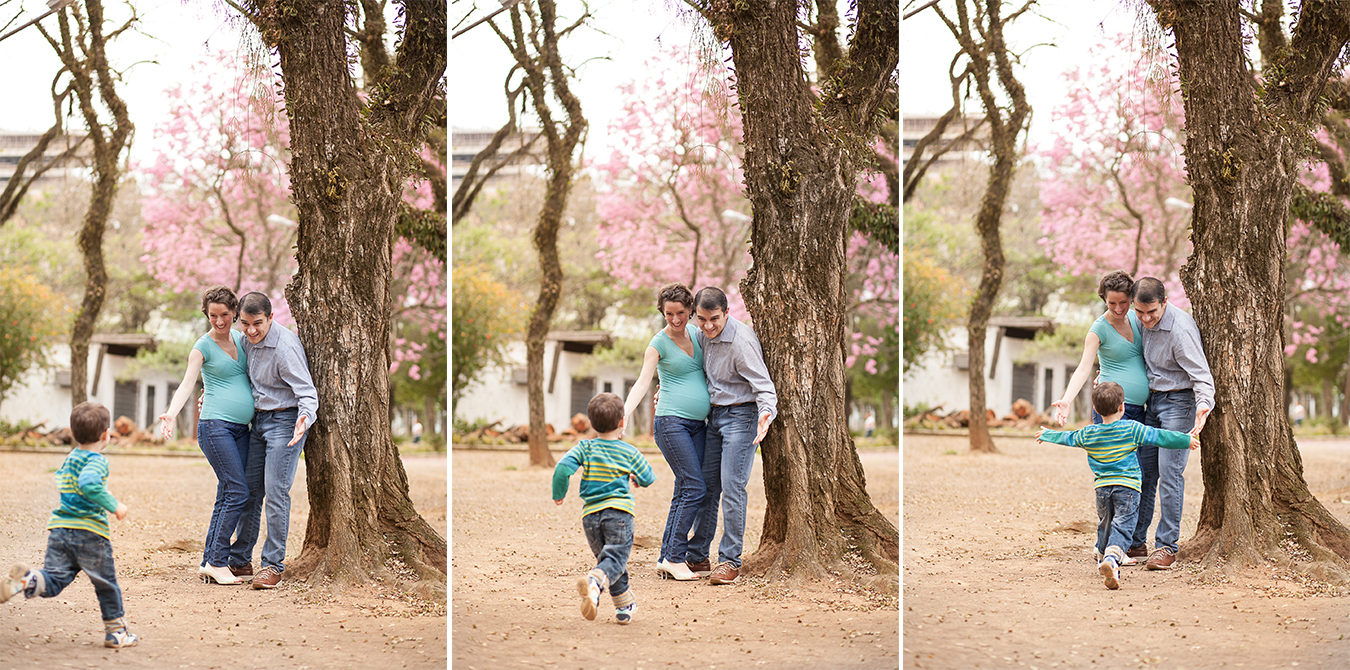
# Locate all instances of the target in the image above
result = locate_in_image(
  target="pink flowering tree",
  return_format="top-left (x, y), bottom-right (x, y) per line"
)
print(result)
top-left (1037, 35), bottom-right (1194, 307)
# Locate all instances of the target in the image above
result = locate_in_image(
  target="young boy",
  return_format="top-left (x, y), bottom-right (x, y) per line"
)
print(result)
top-left (0, 402), bottom-right (139, 648)
top-left (1036, 382), bottom-right (1199, 590)
top-left (552, 392), bottom-right (656, 624)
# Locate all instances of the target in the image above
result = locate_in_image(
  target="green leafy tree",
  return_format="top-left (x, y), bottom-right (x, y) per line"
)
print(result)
top-left (903, 246), bottom-right (965, 375)
top-left (452, 264), bottom-right (527, 410)
top-left (0, 268), bottom-right (68, 410)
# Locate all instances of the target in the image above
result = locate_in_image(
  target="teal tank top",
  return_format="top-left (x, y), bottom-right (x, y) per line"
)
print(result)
top-left (650, 324), bottom-right (711, 421)
top-left (1089, 311), bottom-right (1149, 406)
top-left (194, 330), bottom-right (255, 425)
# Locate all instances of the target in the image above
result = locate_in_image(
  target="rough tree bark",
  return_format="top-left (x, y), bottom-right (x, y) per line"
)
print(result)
top-left (237, 0), bottom-right (447, 589)
top-left (692, 0), bottom-right (898, 587)
top-left (933, 0), bottom-right (1033, 454)
top-left (1152, 0), bottom-right (1350, 576)
top-left (37, 0), bottom-right (132, 407)
top-left (489, 0), bottom-right (588, 468)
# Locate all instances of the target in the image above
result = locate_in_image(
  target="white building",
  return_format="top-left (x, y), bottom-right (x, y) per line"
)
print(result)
top-left (1, 334), bottom-right (193, 436)
top-left (455, 330), bottom-right (656, 435)
top-left (904, 317), bottom-right (1091, 421)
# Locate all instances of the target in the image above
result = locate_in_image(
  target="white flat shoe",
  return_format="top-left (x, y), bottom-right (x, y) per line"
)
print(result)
top-left (199, 563), bottom-right (242, 585)
top-left (657, 559), bottom-right (700, 581)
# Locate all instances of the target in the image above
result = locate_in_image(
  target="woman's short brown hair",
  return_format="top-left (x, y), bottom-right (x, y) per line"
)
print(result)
top-left (1097, 270), bottom-right (1134, 302)
top-left (656, 283), bottom-right (694, 313)
top-left (201, 285), bottom-right (239, 320)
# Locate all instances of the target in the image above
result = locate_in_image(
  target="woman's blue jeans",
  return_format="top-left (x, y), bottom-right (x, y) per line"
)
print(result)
top-left (197, 419), bottom-right (251, 567)
top-left (652, 415), bottom-right (706, 564)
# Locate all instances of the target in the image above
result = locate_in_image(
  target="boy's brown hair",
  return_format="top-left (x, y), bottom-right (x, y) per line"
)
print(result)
top-left (70, 402), bottom-right (111, 446)
top-left (587, 392), bottom-right (625, 434)
top-left (1091, 382), bottom-right (1125, 418)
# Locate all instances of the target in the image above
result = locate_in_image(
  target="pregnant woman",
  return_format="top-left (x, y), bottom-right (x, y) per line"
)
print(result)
top-left (622, 283), bottom-right (710, 581)
top-left (159, 285), bottom-right (255, 586)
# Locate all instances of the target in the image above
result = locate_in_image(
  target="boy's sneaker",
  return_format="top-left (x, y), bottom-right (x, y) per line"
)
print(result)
top-left (615, 602), bottom-right (637, 625)
top-left (103, 617), bottom-right (139, 649)
top-left (1099, 560), bottom-right (1120, 590)
top-left (1, 564), bottom-right (36, 603)
top-left (104, 628), bottom-right (140, 649)
top-left (577, 575), bottom-right (601, 621)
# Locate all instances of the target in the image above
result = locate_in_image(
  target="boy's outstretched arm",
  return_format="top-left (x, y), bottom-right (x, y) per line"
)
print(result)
top-left (1139, 424), bottom-right (1197, 451)
top-left (552, 451), bottom-right (581, 504)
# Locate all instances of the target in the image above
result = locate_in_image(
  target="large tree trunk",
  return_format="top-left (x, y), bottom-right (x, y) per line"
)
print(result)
top-left (700, 0), bottom-right (898, 588)
top-left (1159, 0), bottom-right (1350, 577)
top-left (250, 0), bottom-right (447, 589)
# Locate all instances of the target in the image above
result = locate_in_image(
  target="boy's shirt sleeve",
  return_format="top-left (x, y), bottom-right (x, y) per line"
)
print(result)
top-left (632, 450), bottom-right (656, 488)
top-left (1140, 425), bottom-right (1193, 450)
top-left (77, 455), bottom-right (119, 512)
top-left (1038, 427), bottom-right (1080, 448)
top-left (551, 444), bottom-right (584, 500)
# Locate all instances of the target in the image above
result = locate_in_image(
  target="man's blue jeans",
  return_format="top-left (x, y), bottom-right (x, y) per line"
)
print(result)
top-left (688, 403), bottom-right (758, 568)
top-left (1133, 389), bottom-right (1194, 553)
top-left (36, 527), bottom-right (124, 621)
top-left (581, 508), bottom-right (633, 597)
top-left (1095, 485), bottom-right (1140, 558)
top-left (197, 419), bottom-right (250, 568)
top-left (230, 408), bottom-right (306, 571)
top-left (652, 415), bottom-right (706, 564)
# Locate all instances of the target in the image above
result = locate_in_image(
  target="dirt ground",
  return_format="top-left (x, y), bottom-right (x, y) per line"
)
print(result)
top-left (0, 449), bottom-right (447, 670)
top-left (452, 445), bottom-right (900, 670)
top-left (904, 433), bottom-right (1350, 669)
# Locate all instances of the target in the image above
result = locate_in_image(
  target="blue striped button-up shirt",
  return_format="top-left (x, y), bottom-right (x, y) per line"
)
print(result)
top-left (1141, 304), bottom-right (1215, 414)
top-left (697, 315), bottom-right (778, 423)
top-left (243, 323), bottom-right (319, 429)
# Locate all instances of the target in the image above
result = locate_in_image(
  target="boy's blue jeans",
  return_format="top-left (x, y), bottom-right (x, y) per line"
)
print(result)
top-left (1095, 485), bottom-right (1140, 561)
top-left (36, 527), bottom-right (124, 621)
top-left (581, 508), bottom-right (633, 597)
top-left (230, 408), bottom-right (307, 572)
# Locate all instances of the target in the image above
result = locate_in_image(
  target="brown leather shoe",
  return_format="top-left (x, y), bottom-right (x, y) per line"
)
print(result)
top-left (686, 559), bottom-right (712, 576)
top-left (708, 563), bottom-right (739, 585)
top-left (1145, 547), bottom-right (1176, 570)
top-left (251, 566), bottom-right (282, 589)
top-left (1125, 544), bottom-right (1149, 560)
top-left (229, 563), bottom-right (253, 578)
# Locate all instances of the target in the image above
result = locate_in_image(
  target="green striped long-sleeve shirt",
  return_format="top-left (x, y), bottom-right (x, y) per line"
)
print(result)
top-left (552, 438), bottom-right (656, 517)
top-left (1038, 419), bottom-right (1192, 491)
top-left (47, 448), bottom-right (120, 539)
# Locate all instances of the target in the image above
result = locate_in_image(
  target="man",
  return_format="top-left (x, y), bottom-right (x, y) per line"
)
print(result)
top-left (687, 287), bottom-right (777, 585)
top-left (1128, 277), bottom-right (1214, 570)
top-left (228, 292), bottom-right (318, 589)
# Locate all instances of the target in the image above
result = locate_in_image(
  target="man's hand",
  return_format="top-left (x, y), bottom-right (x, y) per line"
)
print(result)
top-left (1190, 408), bottom-right (1211, 436)
top-left (1049, 400), bottom-right (1070, 426)
top-left (752, 412), bottom-right (772, 445)
top-left (114, 503), bottom-right (129, 521)
top-left (196, 391), bottom-right (204, 413)
top-left (288, 415), bottom-right (309, 447)
top-left (554, 498), bottom-right (564, 506)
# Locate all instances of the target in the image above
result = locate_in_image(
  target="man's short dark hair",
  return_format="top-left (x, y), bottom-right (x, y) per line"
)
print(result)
top-left (587, 392), bottom-right (625, 433)
top-left (657, 283), bottom-right (694, 313)
top-left (70, 402), bottom-right (110, 445)
top-left (694, 287), bottom-right (728, 314)
top-left (1092, 382), bottom-right (1126, 417)
top-left (1131, 276), bottom-right (1167, 304)
top-left (1097, 270), bottom-right (1134, 302)
top-left (201, 285), bottom-right (239, 318)
top-left (239, 291), bottom-right (273, 317)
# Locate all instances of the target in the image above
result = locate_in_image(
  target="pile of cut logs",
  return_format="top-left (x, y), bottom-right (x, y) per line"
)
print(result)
top-left (2, 416), bottom-right (160, 447)
top-left (459, 413), bottom-right (600, 444)
top-left (904, 398), bottom-right (1054, 431)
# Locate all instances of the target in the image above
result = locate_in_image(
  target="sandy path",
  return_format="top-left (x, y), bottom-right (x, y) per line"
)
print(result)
top-left (0, 450), bottom-right (446, 670)
top-left (452, 446), bottom-right (900, 670)
top-left (904, 433), bottom-right (1350, 669)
